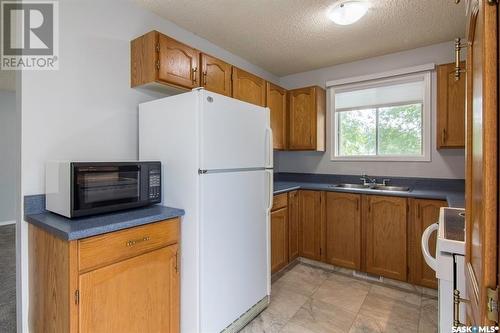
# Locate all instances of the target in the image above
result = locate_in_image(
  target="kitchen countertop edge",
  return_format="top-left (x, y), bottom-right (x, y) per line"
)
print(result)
top-left (25, 201), bottom-right (185, 241)
top-left (273, 181), bottom-right (465, 208)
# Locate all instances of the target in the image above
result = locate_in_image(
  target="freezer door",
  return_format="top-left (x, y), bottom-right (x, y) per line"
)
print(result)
top-left (199, 170), bottom-right (271, 332)
top-left (199, 91), bottom-right (272, 170)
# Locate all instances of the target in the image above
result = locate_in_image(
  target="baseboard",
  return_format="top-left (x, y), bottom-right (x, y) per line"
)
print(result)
top-left (0, 220), bottom-right (16, 227)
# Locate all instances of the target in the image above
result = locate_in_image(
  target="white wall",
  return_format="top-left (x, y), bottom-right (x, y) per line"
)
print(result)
top-left (21, 0), bottom-right (280, 196)
top-left (0, 90), bottom-right (17, 223)
top-left (19, 1), bottom-right (280, 331)
top-left (277, 41), bottom-right (465, 179)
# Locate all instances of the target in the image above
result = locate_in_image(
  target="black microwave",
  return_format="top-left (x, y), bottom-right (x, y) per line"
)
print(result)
top-left (45, 161), bottom-right (161, 218)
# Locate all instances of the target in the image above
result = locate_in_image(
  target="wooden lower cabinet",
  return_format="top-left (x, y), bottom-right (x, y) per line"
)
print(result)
top-left (408, 198), bottom-right (447, 289)
top-left (271, 207), bottom-right (289, 273)
top-left (299, 190), bottom-right (324, 261)
top-left (363, 195), bottom-right (408, 281)
top-left (325, 192), bottom-right (361, 270)
top-left (29, 218), bottom-right (180, 333)
top-left (288, 190), bottom-right (300, 261)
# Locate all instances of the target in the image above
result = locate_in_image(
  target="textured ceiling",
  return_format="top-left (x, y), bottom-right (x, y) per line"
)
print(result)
top-left (136, 0), bottom-right (466, 76)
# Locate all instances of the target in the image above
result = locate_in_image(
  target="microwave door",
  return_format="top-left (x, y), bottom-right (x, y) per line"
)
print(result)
top-left (74, 165), bottom-right (141, 211)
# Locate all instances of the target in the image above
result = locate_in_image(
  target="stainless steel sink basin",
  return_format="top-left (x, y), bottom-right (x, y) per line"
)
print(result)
top-left (332, 183), bottom-right (370, 189)
top-left (372, 185), bottom-right (411, 192)
top-left (331, 184), bottom-right (410, 192)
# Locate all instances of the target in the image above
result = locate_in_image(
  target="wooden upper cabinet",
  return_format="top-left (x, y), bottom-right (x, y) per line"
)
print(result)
top-left (325, 192), bottom-right (361, 270)
top-left (363, 195), bottom-right (407, 281)
top-left (131, 31), bottom-right (199, 91)
top-left (266, 82), bottom-right (287, 150)
top-left (158, 34), bottom-right (200, 89)
top-left (200, 53), bottom-right (232, 96)
top-left (271, 207), bottom-right (289, 274)
top-left (79, 245), bottom-right (179, 333)
top-left (288, 190), bottom-right (300, 262)
top-left (408, 199), bottom-right (447, 289)
top-left (437, 61), bottom-right (466, 149)
top-left (231, 67), bottom-right (266, 106)
top-left (298, 190), bottom-right (324, 261)
top-left (288, 86), bottom-right (326, 151)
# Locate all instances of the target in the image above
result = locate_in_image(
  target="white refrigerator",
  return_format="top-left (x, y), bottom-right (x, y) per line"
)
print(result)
top-left (139, 88), bottom-right (273, 333)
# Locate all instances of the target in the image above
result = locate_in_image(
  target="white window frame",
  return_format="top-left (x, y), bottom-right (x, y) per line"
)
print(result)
top-left (330, 72), bottom-right (432, 162)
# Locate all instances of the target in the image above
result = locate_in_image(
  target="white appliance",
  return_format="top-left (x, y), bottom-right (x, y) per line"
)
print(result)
top-left (139, 88), bottom-right (273, 333)
top-left (422, 207), bottom-right (466, 333)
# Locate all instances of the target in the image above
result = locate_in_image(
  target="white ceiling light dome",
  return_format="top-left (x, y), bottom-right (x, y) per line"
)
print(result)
top-left (328, 1), bottom-right (370, 25)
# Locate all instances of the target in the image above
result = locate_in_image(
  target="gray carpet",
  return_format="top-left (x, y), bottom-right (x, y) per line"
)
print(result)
top-left (0, 224), bottom-right (16, 332)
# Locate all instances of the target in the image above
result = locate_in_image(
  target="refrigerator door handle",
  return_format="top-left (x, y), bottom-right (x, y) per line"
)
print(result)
top-left (265, 169), bottom-right (273, 212)
top-left (265, 127), bottom-right (273, 168)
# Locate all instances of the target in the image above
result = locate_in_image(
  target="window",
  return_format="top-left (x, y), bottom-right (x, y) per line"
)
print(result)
top-left (331, 73), bottom-right (431, 161)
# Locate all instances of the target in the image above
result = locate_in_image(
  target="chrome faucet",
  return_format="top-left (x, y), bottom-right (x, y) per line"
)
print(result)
top-left (360, 174), bottom-right (377, 186)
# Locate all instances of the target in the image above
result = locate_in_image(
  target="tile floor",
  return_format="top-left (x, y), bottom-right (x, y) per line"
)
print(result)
top-left (241, 263), bottom-right (437, 333)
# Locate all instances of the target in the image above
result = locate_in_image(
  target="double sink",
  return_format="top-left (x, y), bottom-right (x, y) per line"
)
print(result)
top-left (330, 183), bottom-right (411, 193)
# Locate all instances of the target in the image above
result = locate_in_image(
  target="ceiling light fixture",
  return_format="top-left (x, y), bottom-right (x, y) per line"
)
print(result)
top-left (328, 1), bottom-right (369, 25)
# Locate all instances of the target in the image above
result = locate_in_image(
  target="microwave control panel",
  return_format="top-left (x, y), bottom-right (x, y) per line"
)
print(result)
top-left (148, 168), bottom-right (161, 201)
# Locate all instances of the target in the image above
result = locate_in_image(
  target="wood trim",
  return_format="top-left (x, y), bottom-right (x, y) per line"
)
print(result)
top-left (29, 224), bottom-right (76, 332)
top-left (131, 30), bottom-right (158, 87)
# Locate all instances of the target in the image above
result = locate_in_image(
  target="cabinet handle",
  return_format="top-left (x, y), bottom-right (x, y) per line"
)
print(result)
top-left (417, 203), bottom-right (421, 219)
top-left (441, 128), bottom-right (447, 144)
top-left (126, 236), bottom-right (150, 247)
top-left (191, 67), bottom-right (198, 84)
top-left (454, 38), bottom-right (467, 81)
top-left (175, 251), bottom-right (179, 273)
top-left (203, 71), bottom-right (207, 85)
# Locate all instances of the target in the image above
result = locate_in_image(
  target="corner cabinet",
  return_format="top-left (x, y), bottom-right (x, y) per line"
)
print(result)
top-left (266, 82), bottom-right (287, 150)
top-left (363, 195), bottom-right (407, 281)
top-left (200, 53), bottom-right (232, 96)
top-left (288, 86), bottom-right (326, 151)
top-left (437, 61), bottom-right (466, 149)
top-left (29, 219), bottom-right (181, 333)
top-left (131, 31), bottom-right (199, 91)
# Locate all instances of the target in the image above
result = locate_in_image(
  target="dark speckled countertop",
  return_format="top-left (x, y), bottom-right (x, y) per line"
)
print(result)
top-left (24, 195), bottom-right (185, 240)
top-left (273, 173), bottom-right (465, 208)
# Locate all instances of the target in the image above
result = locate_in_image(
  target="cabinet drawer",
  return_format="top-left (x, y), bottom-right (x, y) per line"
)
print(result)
top-left (272, 193), bottom-right (288, 211)
top-left (78, 218), bottom-right (179, 272)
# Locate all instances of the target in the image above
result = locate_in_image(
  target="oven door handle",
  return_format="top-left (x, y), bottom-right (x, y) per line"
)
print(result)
top-left (421, 222), bottom-right (439, 272)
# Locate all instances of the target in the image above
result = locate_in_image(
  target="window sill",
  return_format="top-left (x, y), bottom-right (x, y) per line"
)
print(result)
top-left (330, 156), bottom-right (431, 162)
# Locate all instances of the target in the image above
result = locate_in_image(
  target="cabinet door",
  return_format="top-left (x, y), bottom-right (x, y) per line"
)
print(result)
top-left (266, 82), bottom-right (287, 150)
top-left (271, 207), bottom-right (288, 273)
top-left (288, 87), bottom-right (315, 150)
top-left (158, 33), bottom-right (200, 89)
top-left (437, 61), bottom-right (465, 148)
top-left (79, 245), bottom-right (179, 333)
top-left (364, 195), bottom-right (407, 281)
top-left (231, 67), bottom-right (266, 106)
top-left (288, 190), bottom-right (299, 261)
top-left (299, 191), bottom-right (324, 261)
top-left (326, 192), bottom-right (361, 270)
top-left (408, 199), bottom-right (446, 289)
top-left (200, 53), bottom-right (232, 96)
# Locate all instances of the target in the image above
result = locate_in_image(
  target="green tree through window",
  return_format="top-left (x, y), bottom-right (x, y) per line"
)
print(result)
top-left (337, 103), bottom-right (422, 156)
